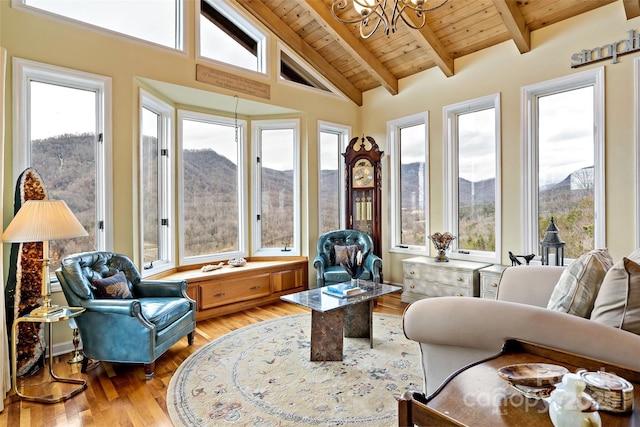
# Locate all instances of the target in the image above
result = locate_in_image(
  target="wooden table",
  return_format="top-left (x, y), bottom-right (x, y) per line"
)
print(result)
top-left (397, 339), bottom-right (640, 426)
top-left (280, 282), bottom-right (401, 361)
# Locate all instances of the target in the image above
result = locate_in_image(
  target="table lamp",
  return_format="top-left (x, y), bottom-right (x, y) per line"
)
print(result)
top-left (2, 199), bottom-right (88, 317)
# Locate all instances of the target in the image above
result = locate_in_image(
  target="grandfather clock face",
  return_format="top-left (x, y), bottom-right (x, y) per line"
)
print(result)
top-left (352, 159), bottom-right (374, 188)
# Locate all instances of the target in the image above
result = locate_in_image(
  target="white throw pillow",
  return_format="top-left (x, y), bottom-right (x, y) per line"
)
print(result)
top-left (546, 248), bottom-right (613, 318)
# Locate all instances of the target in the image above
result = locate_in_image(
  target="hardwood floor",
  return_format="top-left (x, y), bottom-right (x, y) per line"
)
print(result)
top-left (1, 293), bottom-right (408, 426)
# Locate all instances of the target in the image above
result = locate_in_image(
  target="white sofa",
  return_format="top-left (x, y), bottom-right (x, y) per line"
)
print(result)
top-left (402, 265), bottom-right (640, 395)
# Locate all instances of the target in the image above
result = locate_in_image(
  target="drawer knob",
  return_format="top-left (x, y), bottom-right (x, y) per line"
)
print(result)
top-left (491, 282), bottom-right (498, 287)
top-left (214, 292), bottom-right (226, 298)
top-left (457, 277), bottom-right (463, 282)
top-left (456, 293), bottom-right (463, 297)
top-left (410, 284), bottom-right (415, 289)
top-left (250, 285), bottom-right (261, 290)
top-left (410, 270), bottom-right (415, 275)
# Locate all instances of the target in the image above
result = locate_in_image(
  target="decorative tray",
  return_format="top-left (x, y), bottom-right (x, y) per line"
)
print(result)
top-left (497, 363), bottom-right (569, 399)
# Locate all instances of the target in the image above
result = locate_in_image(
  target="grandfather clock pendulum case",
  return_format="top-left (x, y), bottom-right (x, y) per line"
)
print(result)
top-left (343, 135), bottom-right (384, 257)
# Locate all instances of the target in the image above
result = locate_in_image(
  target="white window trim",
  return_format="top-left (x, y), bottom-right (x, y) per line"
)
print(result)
top-left (177, 109), bottom-right (248, 266)
top-left (635, 57), bottom-right (640, 248)
top-left (443, 93), bottom-right (501, 264)
top-left (196, 0), bottom-right (268, 77)
top-left (318, 121), bottom-right (350, 234)
top-left (140, 90), bottom-right (175, 277)
top-left (13, 0), bottom-right (186, 53)
top-left (521, 67), bottom-right (605, 258)
top-left (252, 118), bottom-right (301, 256)
top-left (278, 43), bottom-right (346, 100)
top-left (388, 112), bottom-right (430, 255)
top-left (12, 57), bottom-right (113, 262)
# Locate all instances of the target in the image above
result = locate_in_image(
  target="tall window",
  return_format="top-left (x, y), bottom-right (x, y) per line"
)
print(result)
top-left (140, 91), bottom-right (174, 274)
top-left (523, 68), bottom-right (605, 260)
top-left (178, 111), bottom-right (247, 265)
top-left (199, 0), bottom-right (266, 73)
top-left (18, 0), bottom-right (183, 49)
top-left (318, 122), bottom-right (349, 234)
top-left (13, 58), bottom-right (111, 271)
top-left (444, 94), bottom-right (501, 263)
top-left (253, 119), bottom-right (300, 255)
top-left (389, 113), bottom-right (429, 252)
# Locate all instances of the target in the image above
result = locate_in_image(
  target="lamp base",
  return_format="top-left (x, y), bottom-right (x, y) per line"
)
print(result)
top-left (30, 304), bottom-right (64, 317)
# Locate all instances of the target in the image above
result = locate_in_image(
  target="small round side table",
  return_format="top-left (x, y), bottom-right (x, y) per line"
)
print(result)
top-left (11, 306), bottom-right (87, 403)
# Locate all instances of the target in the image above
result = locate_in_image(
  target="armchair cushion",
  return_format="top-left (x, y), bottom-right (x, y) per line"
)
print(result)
top-left (91, 271), bottom-right (133, 299)
top-left (546, 248), bottom-right (613, 317)
top-left (140, 297), bottom-right (193, 332)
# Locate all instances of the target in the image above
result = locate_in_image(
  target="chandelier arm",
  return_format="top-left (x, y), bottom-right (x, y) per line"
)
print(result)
top-left (331, 0), bottom-right (381, 25)
top-left (396, 4), bottom-right (426, 31)
top-left (360, 14), bottom-right (387, 38)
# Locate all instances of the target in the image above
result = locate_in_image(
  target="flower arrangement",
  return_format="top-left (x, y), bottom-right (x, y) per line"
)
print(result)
top-left (428, 232), bottom-right (456, 262)
top-left (340, 248), bottom-right (368, 279)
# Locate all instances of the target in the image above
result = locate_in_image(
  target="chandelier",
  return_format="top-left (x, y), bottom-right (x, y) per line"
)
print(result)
top-left (331, 0), bottom-right (448, 38)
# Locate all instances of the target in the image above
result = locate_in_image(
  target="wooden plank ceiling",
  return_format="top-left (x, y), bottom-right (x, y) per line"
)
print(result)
top-left (237, 0), bottom-right (638, 105)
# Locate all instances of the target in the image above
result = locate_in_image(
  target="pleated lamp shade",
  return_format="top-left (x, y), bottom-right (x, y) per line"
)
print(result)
top-left (2, 199), bottom-right (88, 243)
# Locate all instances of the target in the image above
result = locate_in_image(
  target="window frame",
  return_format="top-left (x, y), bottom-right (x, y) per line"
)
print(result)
top-left (177, 109), bottom-right (248, 266)
top-left (252, 118), bottom-right (301, 257)
top-left (443, 93), bottom-right (501, 264)
top-left (12, 57), bottom-right (113, 280)
top-left (521, 68), bottom-right (605, 259)
top-left (197, 0), bottom-right (267, 75)
top-left (139, 90), bottom-right (175, 277)
top-left (318, 121), bottom-right (350, 235)
top-left (388, 112), bottom-right (430, 255)
top-left (14, 0), bottom-right (185, 52)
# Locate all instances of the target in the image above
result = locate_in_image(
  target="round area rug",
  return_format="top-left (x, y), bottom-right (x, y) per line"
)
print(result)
top-left (167, 313), bottom-right (423, 426)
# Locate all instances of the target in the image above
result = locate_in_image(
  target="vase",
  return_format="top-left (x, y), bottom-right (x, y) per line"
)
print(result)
top-left (435, 249), bottom-right (449, 262)
top-left (351, 278), bottom-right (358, 287)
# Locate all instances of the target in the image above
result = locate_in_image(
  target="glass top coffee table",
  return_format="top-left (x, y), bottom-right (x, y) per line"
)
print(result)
top-left (281, 281), bottom-right (402, 361)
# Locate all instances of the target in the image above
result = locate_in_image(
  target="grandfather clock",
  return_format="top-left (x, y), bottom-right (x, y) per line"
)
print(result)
top-left (343, 135), bottom-right (383, 257)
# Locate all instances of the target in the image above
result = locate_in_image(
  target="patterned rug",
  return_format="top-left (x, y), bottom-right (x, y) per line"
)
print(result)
top-left (167, 313), bottom-right (423, 426)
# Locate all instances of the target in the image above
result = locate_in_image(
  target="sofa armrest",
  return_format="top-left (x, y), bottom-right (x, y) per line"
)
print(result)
top-left (403, 297), bottom-right (640, 394)
top-left (497, 265), bottom-right (564, 307)
top-left (312, 255), bottom-right (327, 287)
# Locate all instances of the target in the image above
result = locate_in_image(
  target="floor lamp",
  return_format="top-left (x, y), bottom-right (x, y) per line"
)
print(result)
top-left (2, 200), bottom-right (88, 317)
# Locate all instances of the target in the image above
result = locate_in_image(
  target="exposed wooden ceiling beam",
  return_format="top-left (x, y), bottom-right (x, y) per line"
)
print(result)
top-left (623, 0), bottom-right (640, 19)
top-left (237, 0), bottom-right (363, 105)
top-left (405, 13), bottom-right (454, 77)
top-left (492, 0), bottom-right (531, 54)
top-left (303, 0), bottom-right (398, 95)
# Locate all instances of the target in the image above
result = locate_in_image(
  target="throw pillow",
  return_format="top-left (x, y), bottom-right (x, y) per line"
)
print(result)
top-left (91, 271), bottom-right (133, 299)
top-left (546, 248), bottom-right (613, 318)
top-left (334, 244), bottom-right (359, 266)
top-left (591, 256), bottom-right (640, 334)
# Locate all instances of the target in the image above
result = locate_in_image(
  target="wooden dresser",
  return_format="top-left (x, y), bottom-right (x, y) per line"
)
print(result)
top-left (151, 257), bottom-right (308, 321)
top-left (401, 257), bottom-right (491, 303)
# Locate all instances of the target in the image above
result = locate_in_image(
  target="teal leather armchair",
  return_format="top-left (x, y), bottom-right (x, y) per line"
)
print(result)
top-left (313, 229), bottom-right (382, 287)
top-left (55, 251), bottom-right (196, 379)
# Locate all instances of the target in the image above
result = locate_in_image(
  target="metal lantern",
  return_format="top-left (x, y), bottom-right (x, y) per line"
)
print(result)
top-left (540, 217), bottom-right (565, 266)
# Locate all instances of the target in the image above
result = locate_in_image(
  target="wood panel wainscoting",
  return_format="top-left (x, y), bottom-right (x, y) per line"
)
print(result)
top-left (0, 294), bottom-right (408, 425)
top-left (150, 256), bottom-right (308, 321)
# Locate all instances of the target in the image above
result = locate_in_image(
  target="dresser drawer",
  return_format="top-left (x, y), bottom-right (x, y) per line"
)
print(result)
top-left (405, 279), bottom-right (473, 298)
top-left (480, 275), bottom-right (499, 299)
top-left (200, 274), bottom-right (271, 310)
top-left (403, 264), bottom-right (474, 287)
